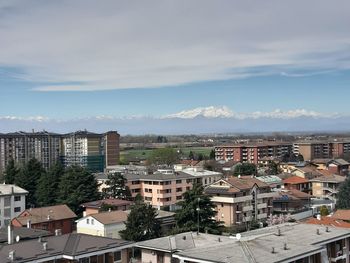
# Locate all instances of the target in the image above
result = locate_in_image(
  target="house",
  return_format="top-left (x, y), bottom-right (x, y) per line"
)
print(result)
top-left (11, 204), bottom-right (77, 234)
top-left (77, 210), bottom-right (175, 239)
top-left (0, 184), bottom-right (28, 228)
top-left (0, 233), bottom-right (133, 263)
top-left (76, 210), bottom-right (128, 239)
top-left (134, 223), bottom-right (350, 263)
top-left (256, 175), bottom-right (283, 190)
top-left (282, 175), bottom-right (311, 194)
top-left (309, 174), bottom-right (346, 202)
top-left (204, 176), bottom-right (276, 227)
top-left (327, 159), bottom-right (350, 176)
top-left (273, 189), bottom-right (313, 214)
top-left (179, 167), bottom-right (223, 186)
top-left (81, 199), bottom-right (133, 216)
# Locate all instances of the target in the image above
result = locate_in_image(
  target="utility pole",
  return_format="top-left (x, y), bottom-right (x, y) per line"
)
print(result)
top-left (197, 197), bottom-right (200, 234)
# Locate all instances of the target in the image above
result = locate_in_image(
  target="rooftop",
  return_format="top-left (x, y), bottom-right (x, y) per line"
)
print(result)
top-left (332, 210), bottom-right (350, 221)
top-left (81, 199), bottom-right (133, 209)
top-left (0, 184), bottom-right (28, 196)
top-left (0, 227), bottom-right (50, 244)
top-left (309, 174), bottom-right (346, 183)
top-left (283, 176), bottom-right (309, 185)
top-left (305, 216), bottom-right (350, 228)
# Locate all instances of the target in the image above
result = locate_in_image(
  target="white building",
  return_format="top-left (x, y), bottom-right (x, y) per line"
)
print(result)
top-left (0, 184), bottom-right (28, 228)
top-left (76, 210), bottom-right (128, 239)
top-left (178, 167), bottom-right (222, 186)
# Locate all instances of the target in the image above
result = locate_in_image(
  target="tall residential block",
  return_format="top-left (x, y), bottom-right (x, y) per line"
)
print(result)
top-left (0, 131), bottom-right (61, 174)
top-left (215, 142), bottom-right (292, 164)
top-left (294, 141), bottom-right (350, 160)
top-left (61, 130), bottom-right (120, 172)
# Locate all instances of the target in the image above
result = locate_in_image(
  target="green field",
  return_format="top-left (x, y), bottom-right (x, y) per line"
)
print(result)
top-left (120, 147), bottom-right (213, 162)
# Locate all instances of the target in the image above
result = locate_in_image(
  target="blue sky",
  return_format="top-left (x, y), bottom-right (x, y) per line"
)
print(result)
top-left (0, 0), bottom-right (350, 133)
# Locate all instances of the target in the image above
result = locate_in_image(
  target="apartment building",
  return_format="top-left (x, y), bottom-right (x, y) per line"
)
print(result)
top-left (294, 140), bottom-right (350, 160)
top-left (169, 224), bottom-right (350, 263)
top-left (61, 130), bottom-right (120, 172)
top-left (215, 142), bottom-right (292, 164)
top-left (125, 172), bottom-right (194, 210)
top-left (309, 174), bottom-right (346, 202)
top-left (204, 176), bottom-right (276, 227)
top-left (0, 131), bottom-right (61, 174)
top-left (0, 184), bottom-right (27, 228)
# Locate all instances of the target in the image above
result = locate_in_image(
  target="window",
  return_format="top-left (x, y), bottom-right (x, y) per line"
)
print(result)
top-left (176, 196), bottom-right (182, 200)
top-left (14, 207), bottom-right (21, 213)
top-left (176, 187), bottom-right (182, 192)
top-left (114, 251), bottom-right (121, 261)
top-left (91, 219), bottom-right (94, 225)
top-left (176, 180), bottom-right (182, 184)
top-left (4, 197), bottom-right (10, 207)
top-left (221, 203), bottom-right (224, 208)
top-left (86, 219), bottom-right (90, 224)
top-left (14, 196), bottom-right (21, 202)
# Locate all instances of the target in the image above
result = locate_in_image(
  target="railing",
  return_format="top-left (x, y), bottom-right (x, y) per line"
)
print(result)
top-left (257, 203), bottom-right (267, 209)
top-left (257, 192), bottom-right (278, 199)
top-left (243, 205), bottom-right (253, 212)
top-left (323, 187), bottom-right (337, 194)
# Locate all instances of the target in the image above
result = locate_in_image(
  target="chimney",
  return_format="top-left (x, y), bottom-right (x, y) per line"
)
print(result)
top-left (316, 214), bottom-right (321, 221)
top-left (47, 215), bottom-right (51, 220)
top-left (7, 225), bottom-right (14, 245)
top-left (38, 236), bottom-right (42, 243)
top-left (276, 227), bottom-right (281, 236)
top-left (8, 250), bottom-right (15, 262)
top-left (26, 219), bottom-right (31, 229)
top-left (316, 229), bottom-right (320, 235)
top-left (283, 243), bottom-right (288, 250)
top-left (43, 242), bottom-right (48, 251)
top-left (326, 226), bottom-right (330, 232)
top-left (55, 229), bottom-right (62, 236)
top-left (271, 247), bottom-right (276, 254)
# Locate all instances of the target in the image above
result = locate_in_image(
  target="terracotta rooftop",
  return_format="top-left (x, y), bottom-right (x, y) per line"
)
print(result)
top-left (310, 174), bottom-right (346, 183)
top-left (14, 205), bottom-right (76, 225)
top-left (91, 210), bottom-right (128, 225)
top-left (226, 176), bottom-right (269, 190)
top-left (332, 210), bottom-right (350, 221)
top-left (283, 176), bottom-right (309, 185)
top-left (305, 216), bottom-right (350, 228)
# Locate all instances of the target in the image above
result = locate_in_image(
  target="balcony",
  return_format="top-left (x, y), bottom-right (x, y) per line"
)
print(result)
top-left (323, 187), bottom-right (337, 194)
top-left (243, 205), bottom-right (253, 212)
top-left (257, 213), bottom-right (268, 220)
top-left (257, 203), bottom-right (267, 209)
top-left (257, 192), bottom-right (277, 199)
top-left (211, 196), bottom-right (252, 204)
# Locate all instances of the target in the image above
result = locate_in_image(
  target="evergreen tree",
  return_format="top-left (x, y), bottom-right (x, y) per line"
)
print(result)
top-left (3, 159), bottom-right (18, 184)
top-left (15, 158), bottom-right (44, 207)
top-left (233, 163), bottom-right (257, 176)
top-left (103, 172), bottom-right (131, 200)
top-left (209, 149), bottom-right (216, 160)
top-left (35, 162), bottom-right (64, 206)
top-left (175, 184), bottom-right (222, 234)
top-left (266, 162), bottom-right (280, 175)
top-left (337, 177), bottom-right (350, 209)
top-left (57, 165), bottom-right (99, 213)
top-left (120, 201), bottom-right (161, 241)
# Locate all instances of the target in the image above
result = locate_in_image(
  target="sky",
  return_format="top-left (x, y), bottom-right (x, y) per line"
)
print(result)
top-left (1, 0), bottom-right (350, 133)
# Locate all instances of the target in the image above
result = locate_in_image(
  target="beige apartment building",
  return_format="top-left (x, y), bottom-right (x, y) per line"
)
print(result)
top-left (204, 176), bottom-right (276, 227)
top-left (294, 141), bottom-right (350, 160)
top-left (310, 174), bottom-right (346, 202)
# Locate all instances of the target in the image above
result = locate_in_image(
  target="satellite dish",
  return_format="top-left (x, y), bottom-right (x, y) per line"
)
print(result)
top-left (15, 236), bottom-right (20, 243)
top-left (236, 233), bottom-right (241, 241)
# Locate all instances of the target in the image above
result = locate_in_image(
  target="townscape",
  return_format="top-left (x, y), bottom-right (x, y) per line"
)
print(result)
top-left (1, 1), bottom-right (350, 263)
top-left (1, 131), bottom-right (350, 262)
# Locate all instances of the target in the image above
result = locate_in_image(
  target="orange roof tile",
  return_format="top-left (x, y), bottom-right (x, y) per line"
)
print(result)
top-left (305, 217), bottom-right (350, 228)
top-left (332, 210), bottom-right (350, 221)
top-left (283, 176), bottom-right (309, 185)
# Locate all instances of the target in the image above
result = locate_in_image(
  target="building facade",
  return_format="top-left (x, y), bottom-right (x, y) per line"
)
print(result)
top-left (294, 141), bottom-right (350, 160)
top-left (204, 176), bottom-right (276, 227)
top-left (215, 142), bottom-right (292, 164)
top-left (0, 184), bottom-right (27, 228)
top-left (61, 130), bottom-right (120, 172)
top-left (0, 131), bottom-right (61, 175)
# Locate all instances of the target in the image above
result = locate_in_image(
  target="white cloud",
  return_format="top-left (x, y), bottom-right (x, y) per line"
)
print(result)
top-left (0, 116), bottom-right (49, 122)
top-left (0, 1), bottom-right (349, 91)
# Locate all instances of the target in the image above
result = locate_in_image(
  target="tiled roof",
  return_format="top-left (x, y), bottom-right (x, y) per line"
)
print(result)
top-left (332, 210), bottom-right (350, 221)
top-left (226, 176), bottom-right (269, 190)
top-left (0, 233), bottom-right (132, 262)
top-left (14, 205), bottom-right (77, 225)
top-left (81, 199), bottom-right (133, 209)
top-left (0, 184), bottom-right (28, 196)
top-left (309, 174), bottom-right (346, 183)
top-left (283, 176), bottom-right (309, 185)
top-left (91, 211), bottom-right (128, 225)
top-left (305, 217), bottom-right (350, 228)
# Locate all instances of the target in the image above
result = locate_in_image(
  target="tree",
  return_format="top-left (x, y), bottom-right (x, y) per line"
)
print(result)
top-left (35, 162), bottom-right (64, 206)
top-left (188, 151), bottom-right (195, 160)
top-left (57, 165), bottom-right (99, 213)
top-left (337, 177), bottom-right (350, 209)
top-left (120, 202), bottom-right (161, 241)
top-left (320, 205), bottom-right (329, 216)
top-left (147, 148), bottom-right (179, 166)
top-left (175, 184), bottom-right (222, 234)
top-left (266, 162), bottom-right (280, 175)
top-left (233, 163), bottom-right (257, 176)
top-left (103, 172), bottom-right (131, 200)
top-left (3, 159), bottom-right (19, 184)
top-left (209, 149), bottom-right (216, 160)
top-left (15, 158), bottom-right (45, 207)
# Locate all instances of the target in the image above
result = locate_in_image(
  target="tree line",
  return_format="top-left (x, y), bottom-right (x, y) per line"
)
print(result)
top-left (2, 158), bottom-right (99, 213)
